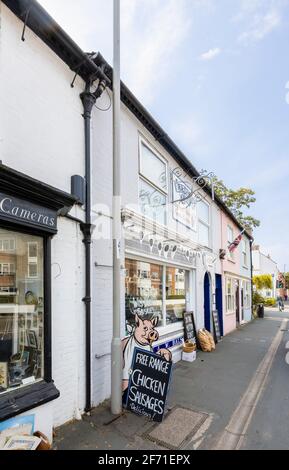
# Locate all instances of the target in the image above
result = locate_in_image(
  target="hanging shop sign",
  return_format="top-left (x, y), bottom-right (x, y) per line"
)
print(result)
top-left (0, 192), bottom-right (57, 231)
top-left (126, 348), bottom-right (173, 422)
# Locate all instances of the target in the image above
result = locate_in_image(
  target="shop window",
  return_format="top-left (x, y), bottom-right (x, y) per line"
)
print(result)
top-left (165, 267), bottom-right (186, 325)
top-left (198, 201), bottom-right (210, 247)
top-left (0, 229), bottom-right (44, 395)
top-left (226, 277), bottom-right (235, 312)
top-left (125, 259), bottom-right (163, 329)
top-left (125, 258), bottom-right (188, 331)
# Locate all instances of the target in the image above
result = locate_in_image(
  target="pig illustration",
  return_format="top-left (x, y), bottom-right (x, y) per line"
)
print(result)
top-left (122, 313), bottom-right (172, 392)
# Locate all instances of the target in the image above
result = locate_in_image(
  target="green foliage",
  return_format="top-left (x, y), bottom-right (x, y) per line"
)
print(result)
top-left (253, 291), bottom-right (265, 306)
top-left (264, 298), bottom-right (276, 307)
top-left (212, 177), bottom-right (260, 231)
top-left (253, 274), bottom-right (273, 290)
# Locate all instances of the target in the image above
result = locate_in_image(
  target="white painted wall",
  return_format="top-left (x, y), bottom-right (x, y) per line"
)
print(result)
top-left (0, 4), bottom-right (86, 430)
top-left (252, 248), bottom-right (279, 298)
top-left (90, 97), bottom-right (224, 405)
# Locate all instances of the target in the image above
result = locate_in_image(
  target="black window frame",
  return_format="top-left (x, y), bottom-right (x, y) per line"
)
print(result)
top-left (0, 220), bottom-right (58, 421)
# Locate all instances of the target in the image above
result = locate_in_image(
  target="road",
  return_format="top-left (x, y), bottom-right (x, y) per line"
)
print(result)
top-left (241, 308), bottom-right (289, 450)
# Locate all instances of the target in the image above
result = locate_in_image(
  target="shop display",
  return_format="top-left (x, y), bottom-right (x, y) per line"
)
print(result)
top-left (0, 362), bottom-right (8, 390)
top-left (0, 229), bottom-right (44, 395)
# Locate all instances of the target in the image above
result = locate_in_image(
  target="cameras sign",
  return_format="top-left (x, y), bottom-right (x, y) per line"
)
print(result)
top-left (125, 348), bottom-right (172, 422)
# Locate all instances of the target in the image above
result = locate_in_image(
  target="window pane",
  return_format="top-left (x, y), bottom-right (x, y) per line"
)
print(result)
top-left (199, 221), bottom-right (209, 247)
top-left (0, 229), bottom-right (44, 395)
top-left (139, 178), bottom-right (167, 225)
top-left (227, 226), bottom-right (233, 243)
top-left (198, 201), bottom-right (209, 224)
top-left (166, 268), bottom-right (186, 325)
top-left (125, 259), bottom-right (163, 331)
top-left (141, 143), bottom-right (167, 191)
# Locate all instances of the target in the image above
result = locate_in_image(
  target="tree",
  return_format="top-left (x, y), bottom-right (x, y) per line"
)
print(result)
top-left (212, 177), bottom-right (260, 231)
top-left (253, 274), bottom-right (273, 290)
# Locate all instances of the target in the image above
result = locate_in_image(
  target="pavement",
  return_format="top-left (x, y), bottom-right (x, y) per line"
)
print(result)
top-left (53, 307), bottom-right (289, 450)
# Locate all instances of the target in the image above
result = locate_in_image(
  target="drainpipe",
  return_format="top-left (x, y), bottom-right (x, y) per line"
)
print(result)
top-left (80, 78), bottom-right (106, 413)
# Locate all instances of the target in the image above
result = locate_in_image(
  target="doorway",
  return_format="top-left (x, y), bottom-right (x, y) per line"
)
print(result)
top-left (235, 280), bottom-right (240, 326)
top-left (204, 272), bottom-right (211, 331)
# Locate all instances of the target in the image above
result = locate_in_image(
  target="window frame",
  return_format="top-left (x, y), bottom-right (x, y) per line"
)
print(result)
top-left (0, 221), bottom-right (58, 421)
top-left (242, 239), bottom-right (248, 268)
top-left (227, 225), bottom-right (234, 261)
top-left (139, 136), bottom-right (168, 194)
top-left (225, 277), bottom-right (235, 313)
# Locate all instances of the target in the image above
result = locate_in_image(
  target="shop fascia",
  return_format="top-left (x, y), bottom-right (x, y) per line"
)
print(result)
top-left (122, 208), bottom-right (217, 268)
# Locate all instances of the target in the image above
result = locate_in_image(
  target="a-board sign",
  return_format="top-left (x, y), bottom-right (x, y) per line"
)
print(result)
top-left (126, 348), bottom-right (172, 422)
top-left (212, 310), bottom-right (221, 343)
top-left (183, 311), bottom-right (197, 345)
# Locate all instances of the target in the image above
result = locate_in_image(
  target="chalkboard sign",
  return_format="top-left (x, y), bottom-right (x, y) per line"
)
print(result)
top-left (126, 348), bottom-right (172, 422)
top-left (212, 310), bottom-right (221, 343)
top-left (183, 311), bottom-right (197, 346)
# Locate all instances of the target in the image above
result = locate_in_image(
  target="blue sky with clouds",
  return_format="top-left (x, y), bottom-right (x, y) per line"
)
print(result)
top-left (39, 0), bottom-right (289, 269)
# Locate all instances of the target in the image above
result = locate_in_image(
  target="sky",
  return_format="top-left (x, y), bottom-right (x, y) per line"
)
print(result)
top-left (39, 0), bottom-right (289, 270)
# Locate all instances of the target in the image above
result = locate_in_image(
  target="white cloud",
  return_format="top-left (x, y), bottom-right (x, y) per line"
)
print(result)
top-left (238, 9), bottom-right (281, 43)
top-left (199, 47), bottom-right (221, 61)
top-left (235, 0), bottom-right (287, 44)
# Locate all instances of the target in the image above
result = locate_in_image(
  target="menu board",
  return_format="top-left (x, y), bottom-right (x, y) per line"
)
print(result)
top-left (212, 310), bottom-right (221, 343)
top-left (126, 348), bottom-right (172, 422)
top-left (183, 311), bottom-right (197, 346)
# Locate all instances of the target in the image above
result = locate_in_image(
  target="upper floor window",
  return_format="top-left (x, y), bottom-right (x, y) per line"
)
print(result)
top-left (27, 242), bottom-right (38, 279)
top-left (227, 225), bottom-right (234, 260)
top-left (139, 140), bottom-right (167, 192)
top-left (242, 240), bottom-right (248, 267)
top-left (198, 201), bottom-right (210, 247)
top-left (139, 139), bottom-right (168, 225)
top-left (0, 239), bottom-right (15, 252)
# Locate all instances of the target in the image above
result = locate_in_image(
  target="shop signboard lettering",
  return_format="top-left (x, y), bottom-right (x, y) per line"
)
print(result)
top-left (0, 193), bottom-right (57, 231)
top-left (126, 348), bottom-right (172, 422)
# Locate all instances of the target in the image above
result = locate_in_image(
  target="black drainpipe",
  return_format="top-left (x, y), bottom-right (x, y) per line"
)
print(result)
top-left (80, 78), bottom-right (106, 413)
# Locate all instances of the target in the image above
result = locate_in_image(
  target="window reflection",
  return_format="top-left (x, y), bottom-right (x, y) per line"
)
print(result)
top-left (0, 229), bottom-right (44, 394)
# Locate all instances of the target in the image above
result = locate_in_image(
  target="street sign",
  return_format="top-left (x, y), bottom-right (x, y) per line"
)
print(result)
top-left (126, 348), bottom-right (172, 422)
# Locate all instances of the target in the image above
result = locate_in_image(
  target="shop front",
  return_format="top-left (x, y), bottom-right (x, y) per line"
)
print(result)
top-left (123, 210), bottom-right (198, 362)
top-left (0, 164), bottom-right (76, 440)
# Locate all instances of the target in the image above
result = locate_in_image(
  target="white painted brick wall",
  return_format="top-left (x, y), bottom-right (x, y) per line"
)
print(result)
top-left (0, 5), bottom-right (86, 428)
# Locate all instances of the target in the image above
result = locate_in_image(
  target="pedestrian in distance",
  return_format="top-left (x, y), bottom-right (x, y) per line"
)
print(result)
top-left (278, 296), bottom-right (284, 312)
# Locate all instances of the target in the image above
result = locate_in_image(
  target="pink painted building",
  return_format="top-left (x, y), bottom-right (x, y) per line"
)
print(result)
top-left (220, 210), bottom-right (253, 335)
